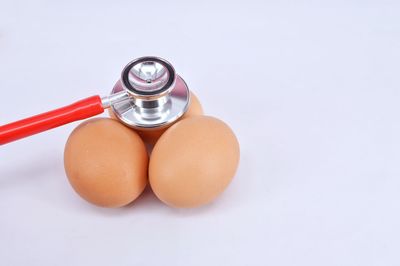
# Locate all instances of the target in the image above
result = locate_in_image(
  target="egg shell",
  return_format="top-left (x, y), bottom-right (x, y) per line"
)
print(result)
top-left (64, 118), bottom-right (148, 208)
top-left (182, 91), bottom-right (203, 118)
top-left (149, 116), bottom-right (240, 208)
top-left (108, 91), bottom-right (203, 146)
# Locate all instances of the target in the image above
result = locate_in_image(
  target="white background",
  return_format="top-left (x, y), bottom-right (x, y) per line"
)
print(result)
top-left (1, 1), bottom-right (399, 265)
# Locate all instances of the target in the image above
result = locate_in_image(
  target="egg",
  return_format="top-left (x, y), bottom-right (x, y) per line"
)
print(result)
top-left (108, 91), bottom-right (203, 146)
top-left (64, 118), bottom-right (148, 208)
top-left (149, 116), bottom-right (240, 208)
top-left (181, 91), bottom-right (203, 119)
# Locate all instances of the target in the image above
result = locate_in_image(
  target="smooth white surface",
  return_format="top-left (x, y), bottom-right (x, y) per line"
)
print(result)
top-left (1, 1), bottom-right (400, 265)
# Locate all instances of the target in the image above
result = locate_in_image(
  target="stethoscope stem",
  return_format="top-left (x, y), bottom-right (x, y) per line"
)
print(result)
top-left (101, 91), bottom-right (129, 109)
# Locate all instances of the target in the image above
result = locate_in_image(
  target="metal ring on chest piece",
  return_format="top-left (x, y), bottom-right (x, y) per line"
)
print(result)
top-left (109, 56), bottom-right (190, 130)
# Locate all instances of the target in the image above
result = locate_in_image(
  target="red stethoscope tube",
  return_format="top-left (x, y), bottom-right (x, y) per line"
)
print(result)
top-left (0, 95), bottom-right (104, 145)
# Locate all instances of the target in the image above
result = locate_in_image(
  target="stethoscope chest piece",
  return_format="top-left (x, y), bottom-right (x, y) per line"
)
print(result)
top-left (110, 56), bottom-right (190, 130)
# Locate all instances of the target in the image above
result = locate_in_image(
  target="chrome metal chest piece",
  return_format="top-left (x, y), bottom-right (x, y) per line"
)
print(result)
top-left (104, 56), bottom-right (190, 130)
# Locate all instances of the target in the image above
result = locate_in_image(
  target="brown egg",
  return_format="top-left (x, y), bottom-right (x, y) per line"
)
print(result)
top-left (64, 118), bottom-right (148, 208)
top-left (149, 116), bottom-right (240, 208)
top-left (108, 91), bottom-right (203, 146)
top-left (181, 91), bottom-right (203, 119)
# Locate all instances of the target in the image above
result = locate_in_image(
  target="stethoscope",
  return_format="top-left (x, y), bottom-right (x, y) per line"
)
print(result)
top-left (0, 56), bottom-right (190, 145)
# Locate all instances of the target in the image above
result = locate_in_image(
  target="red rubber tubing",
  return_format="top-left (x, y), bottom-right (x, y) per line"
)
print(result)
top-left (0, 95), bottom-right (104, 145)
